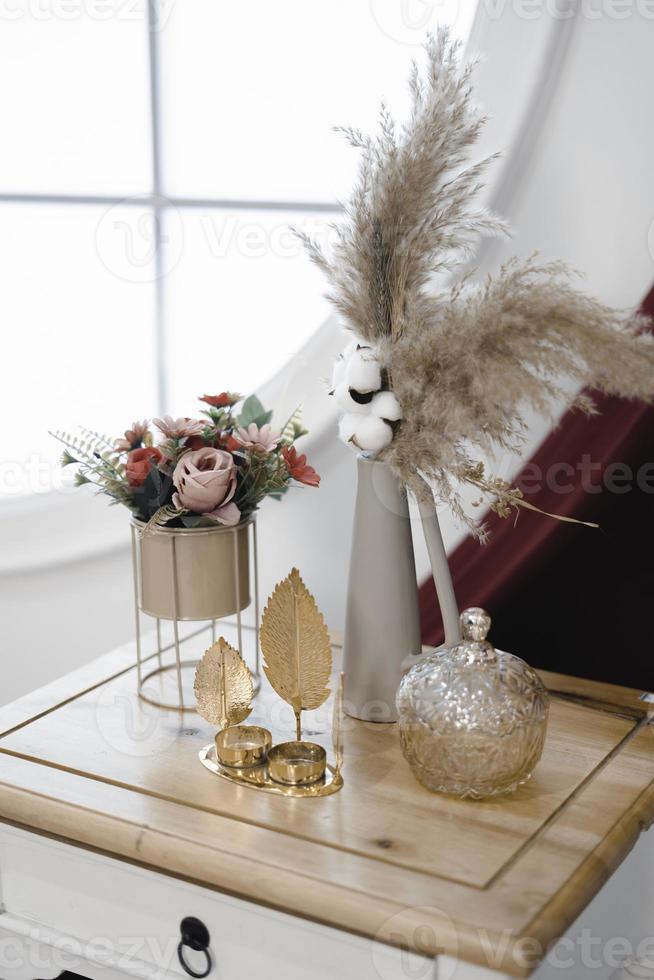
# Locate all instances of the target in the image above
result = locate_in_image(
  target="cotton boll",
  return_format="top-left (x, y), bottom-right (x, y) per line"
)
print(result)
top-left (333, 381), bottom-right (371, 415)
top-left (371, 390), bottom-right (403, 422)
top-left (354, 415), bottom-right (394, 454)
top-left (346, 349), bottom-right (382, 393)
top-left (331, 340), bottom-right (363, 392)
top-left (338, 413), bottom-right (359, 448)
top-left (342, 339), bottom-right (361, 360)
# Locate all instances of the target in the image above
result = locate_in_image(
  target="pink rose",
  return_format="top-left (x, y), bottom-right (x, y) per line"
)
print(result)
top-left (172, 448), bottom-right (241, 526)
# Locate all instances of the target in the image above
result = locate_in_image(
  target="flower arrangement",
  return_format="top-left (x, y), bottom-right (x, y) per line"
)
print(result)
top-left (296, 30), bottom-right (654, 537)
top-left (53, 393), bottom-right (320, 530)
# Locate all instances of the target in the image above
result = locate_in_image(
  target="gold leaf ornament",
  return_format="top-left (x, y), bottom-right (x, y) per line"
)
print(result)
top-left (194, 637), bottom-right (254, 730)
top-left (261, 568), bottom-right (332, 740)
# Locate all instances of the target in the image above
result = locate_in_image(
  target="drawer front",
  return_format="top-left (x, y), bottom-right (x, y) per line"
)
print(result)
top-left (0, 825), bottom-right (435, 980)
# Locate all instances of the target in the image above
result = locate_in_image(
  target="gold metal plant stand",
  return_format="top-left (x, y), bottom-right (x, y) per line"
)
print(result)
top-left (130, 518), bottom-right (261, 711)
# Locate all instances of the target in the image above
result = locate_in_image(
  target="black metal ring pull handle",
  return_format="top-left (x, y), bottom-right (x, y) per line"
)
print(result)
top-left (177, 917), bottom-right (212, 979)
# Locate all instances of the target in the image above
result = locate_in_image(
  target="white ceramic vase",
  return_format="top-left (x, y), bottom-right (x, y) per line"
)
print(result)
top-left (342, 457), bottom-right (460, 722)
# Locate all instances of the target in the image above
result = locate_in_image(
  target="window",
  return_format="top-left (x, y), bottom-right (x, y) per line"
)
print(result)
top-left (0, 0), bottom-right (476, 498)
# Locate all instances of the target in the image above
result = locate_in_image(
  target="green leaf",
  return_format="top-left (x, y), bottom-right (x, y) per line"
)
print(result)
top-left (180, 514), bottom-right (202, 528)
top-left (252, 409), bottom-right (273, 427)
top-left (149, 464), bottom-right (162, 493)
top-left (238, 394), bottom-right (267, 427)
top-left (280, 403), bottom-right (304, 442)
top-left (132, 466), bottom-right (173, 519)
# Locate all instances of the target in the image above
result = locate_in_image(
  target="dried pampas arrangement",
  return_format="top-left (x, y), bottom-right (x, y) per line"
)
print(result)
top-left (296, 29), bottom-right (654, 537)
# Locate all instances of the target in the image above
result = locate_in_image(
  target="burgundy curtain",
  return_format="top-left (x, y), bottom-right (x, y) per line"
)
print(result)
top-left (420, 285), bottom-right (654, 690)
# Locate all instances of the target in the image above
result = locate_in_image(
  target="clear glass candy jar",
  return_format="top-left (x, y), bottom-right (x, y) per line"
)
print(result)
top-left (397, 608), bottom-right (549, 799)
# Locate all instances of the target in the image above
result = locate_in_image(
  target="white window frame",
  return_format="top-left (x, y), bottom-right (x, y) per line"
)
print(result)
top-left (1, 3), bottom-right (578, 574)
top-left (0, 0), bottom-right (342, 419)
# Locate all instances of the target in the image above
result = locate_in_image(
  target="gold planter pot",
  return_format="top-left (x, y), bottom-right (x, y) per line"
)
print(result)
top-left (132, 519), bottom-right (250, 621)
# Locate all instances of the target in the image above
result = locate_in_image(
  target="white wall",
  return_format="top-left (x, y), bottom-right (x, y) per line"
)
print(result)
top-left (1, 548), bottom-right (132, 701)
top-left (3, 8), bottom-right (654, 704)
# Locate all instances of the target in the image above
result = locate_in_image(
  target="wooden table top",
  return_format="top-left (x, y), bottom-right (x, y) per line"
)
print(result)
top-left (0, 626), bottom-right (653, 977)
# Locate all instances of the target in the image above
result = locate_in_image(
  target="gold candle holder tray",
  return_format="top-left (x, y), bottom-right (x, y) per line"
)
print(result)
top-left (215, 725), bottom-right (272, 769)
top-left (199, 743), bottom-right (343, 798)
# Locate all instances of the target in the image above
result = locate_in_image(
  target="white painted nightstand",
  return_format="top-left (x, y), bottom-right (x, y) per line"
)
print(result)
top-left (0, 637), bottom-right (652, 980)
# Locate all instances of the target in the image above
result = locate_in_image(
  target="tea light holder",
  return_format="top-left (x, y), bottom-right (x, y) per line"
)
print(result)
top-left (215, 725), bottom-right (272, 769)
top-left (268, 741), bottom-right (327, 786)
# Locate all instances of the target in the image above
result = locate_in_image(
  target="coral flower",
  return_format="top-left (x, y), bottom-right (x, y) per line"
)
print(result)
top-left (235, 423), bottom-right (281, 453)
top-left (282, 446), bottom-right (321, 487)
top-left (153, 416), bottom-right (205, 439)
top-left (200, 392), bottom-right (241, 408)
top-left (125, 447), bottom-right (163, 487)
top-left (219, 433), bottom-right (242, 453)
top-left (115, 420), bottom-right (149, 452)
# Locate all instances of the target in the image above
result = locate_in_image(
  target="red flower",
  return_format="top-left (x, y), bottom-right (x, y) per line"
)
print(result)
top-left (282, 446), bottom-right (320, 487)
top-left (185, 434), bottom-right (210, 451)
top-left (186, 431), bottom-right (240, 453)
top-left (200, 392), bottom-right (240, 408)
top-left (220, 433), bottom-right (242, 453)
top-left (125, 447), bottom-right (163, 487)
